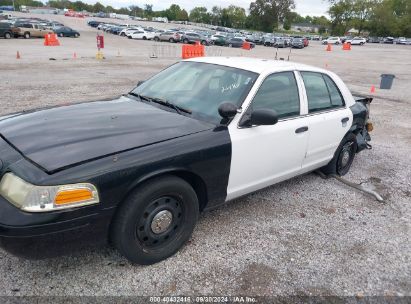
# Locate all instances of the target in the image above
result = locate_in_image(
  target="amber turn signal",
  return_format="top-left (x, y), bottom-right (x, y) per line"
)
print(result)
top-left (54, 188), bottom-right (94, 206)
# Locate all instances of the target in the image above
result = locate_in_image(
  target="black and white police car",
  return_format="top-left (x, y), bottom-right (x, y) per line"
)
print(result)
top-left (0, 57), bottom-right (373, 264)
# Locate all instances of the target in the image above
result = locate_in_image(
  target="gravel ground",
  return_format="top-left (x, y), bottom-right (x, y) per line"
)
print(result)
top-left (0, 13), bottom-right (410, 297)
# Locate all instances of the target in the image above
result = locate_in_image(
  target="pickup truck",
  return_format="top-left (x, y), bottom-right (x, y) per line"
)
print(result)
top-left (0, 57), bottom-right (373, 265)
top-left (12, 22), bottom-right (53, 39)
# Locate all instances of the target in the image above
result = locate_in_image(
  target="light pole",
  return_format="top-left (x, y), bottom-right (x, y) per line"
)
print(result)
top-left (12, 0), bottom-right (15, 11)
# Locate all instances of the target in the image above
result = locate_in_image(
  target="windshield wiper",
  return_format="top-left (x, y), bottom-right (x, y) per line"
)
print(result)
top-left (129, 93), bottom-right (191, 115)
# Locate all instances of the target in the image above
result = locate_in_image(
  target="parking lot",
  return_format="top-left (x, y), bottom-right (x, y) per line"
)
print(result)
top-left (0, 13), bottom-right (410, 297)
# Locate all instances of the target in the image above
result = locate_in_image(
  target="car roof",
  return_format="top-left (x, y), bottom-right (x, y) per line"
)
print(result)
top-left (184, 57), bottom-right (325, 74)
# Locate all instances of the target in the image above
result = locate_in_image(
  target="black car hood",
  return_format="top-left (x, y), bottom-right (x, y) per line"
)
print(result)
top-left (0, 96), bottom-right (214, 173)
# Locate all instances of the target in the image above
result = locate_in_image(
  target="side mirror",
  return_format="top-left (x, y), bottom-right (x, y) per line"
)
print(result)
top-left (137, 80), bottom-right (145, 87)
top-left (249, 109), bottom-right (278, 126)
top-left (218, 102), bottom-right (238, 119)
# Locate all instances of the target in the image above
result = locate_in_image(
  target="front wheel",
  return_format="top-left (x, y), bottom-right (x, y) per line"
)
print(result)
top-left (74, 33), bottom-right (79, 38)
top-left (24, 32), bottom-right (30, 39)
top-left (154, 36), bottom-right (159, 41)
top-left (111, 176), bottom-right (199, 265)
top-left (320, 133), bottom-right (357, 176)
top-left (4, 32), bottom-right (11, 39)
top-left (228, 43), bottom-right (232, 47)
top-left (169, 38), bottom-right (174, 43)
top-left (59, 33), bottom-right (64, 37)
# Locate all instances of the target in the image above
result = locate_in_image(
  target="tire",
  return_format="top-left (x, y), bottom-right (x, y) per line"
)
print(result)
top-left (111, 175), bottom-right (199, 265)
top-left (320, 133), bottom-right (357, 176)
top-left (4, 32), bottom-right (11, 39)
top-left (74, 33), bottom-right (79, 38)
top-left (201, 40), bottom-right (206, 45)
top-left (183, 38), bottom-right (189, 44)
top-left (154, 36), bottom-right (159, 42)
top-left (59, 33), bottom-right (64, 37)
top-left (169, 38), bottom-right (174, 43)
top-left (121, 33), bottom-right (125, 37)
top-left (24, 32), bottom-right (30, 39)
top-left (228, 43), bottom-right (233, 47)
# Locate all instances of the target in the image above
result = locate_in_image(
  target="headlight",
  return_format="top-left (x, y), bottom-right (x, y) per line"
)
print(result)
top-left (0, 173), bottom-right (99, 212)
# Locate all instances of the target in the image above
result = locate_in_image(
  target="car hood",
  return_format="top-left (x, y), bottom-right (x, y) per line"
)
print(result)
top-left (0, 96), bottom-right (214, 173)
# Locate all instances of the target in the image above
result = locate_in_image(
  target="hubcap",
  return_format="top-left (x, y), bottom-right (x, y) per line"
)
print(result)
top-left (151, 210), bottom-right (173, 234)
top-left (136, 196), bottom-right (183, 248)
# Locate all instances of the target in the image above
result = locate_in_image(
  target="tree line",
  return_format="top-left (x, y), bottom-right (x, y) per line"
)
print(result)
top-left (328, 0), bottom-right (411, 37)
top-left (1, 0), bottom-right (409, 37)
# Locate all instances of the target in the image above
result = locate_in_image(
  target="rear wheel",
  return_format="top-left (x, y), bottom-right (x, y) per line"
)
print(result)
top-left (201, 40), bottom-right (207, 45)
top-left (154, 36), bottom-right (159, 41)
top-left (143, 36), bottom-right (147, 40)
top-left (169, 38), bottom-right (174, 43)
top-left (4, 32), bottom-right (11, 39)
top-left (321, 133), bottom-right (357, 176)
top-left (183, 38), bottom-right (189, 44)
top-left (59, 33), bottom-right (64, 37)
top-left (111, 176), bottom-right (199, 265)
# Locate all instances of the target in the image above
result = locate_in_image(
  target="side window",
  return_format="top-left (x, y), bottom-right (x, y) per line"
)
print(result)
top-left (251, 72), bottom-right (300, 119)
top-left (301, 72), bottom-right (344, 113)
top-left (323, 75), bottom-right (344, 107)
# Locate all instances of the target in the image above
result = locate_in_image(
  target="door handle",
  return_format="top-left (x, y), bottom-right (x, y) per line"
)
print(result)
top-left (341, 117), bottom-right (349, 123)
top-left (295, 126), bottom-right (309, 134)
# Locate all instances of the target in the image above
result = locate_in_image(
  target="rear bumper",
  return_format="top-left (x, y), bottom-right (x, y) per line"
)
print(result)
top-left (0, 195), bottom-right (115, 259)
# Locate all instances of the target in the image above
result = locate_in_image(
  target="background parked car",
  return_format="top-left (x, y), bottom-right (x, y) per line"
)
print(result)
top-left (226, 37), bottom-right (255, 48)
top-left (155, 31), bottom-right (181, 43)
top-left (0, 22), bottom-right (12, 39)
top-left (367, 36), bottom-right (381, 43)
top-left (383, 37), bottom-right (394, 44)
top-left (396, 37), bottom-right (408, 45)
top-left (274, 37), bottom-right (287, 48)
top-left (291, 38), bottom-right (304, 49)
top-left (120, 27), bottom-right (142, 37)
top-left (322, 36), bottom-right (341, 45)
top-left (129, 30), bottom-right (155, 40)
top-left (264, 37), bottom-right (276, 46)
top-left (54, 26), bottom-right (80, 38)
top-left (213, 36), bottom-right (227, 46)
top-left (346, 37), bottom-right (366, 45)
top-left (181, 32), bottom-right (212, 45)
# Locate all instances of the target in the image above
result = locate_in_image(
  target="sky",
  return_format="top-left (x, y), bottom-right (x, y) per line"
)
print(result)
top-left (85, 0), bottom-right (330, 17)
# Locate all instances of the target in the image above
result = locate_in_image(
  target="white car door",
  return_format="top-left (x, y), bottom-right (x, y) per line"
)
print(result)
top-left (227, 71), bottom-right (310, 200)
top-left (299, 71), bottom-right (353, 172)
top-left (131, 31), bottom-right (143, 39)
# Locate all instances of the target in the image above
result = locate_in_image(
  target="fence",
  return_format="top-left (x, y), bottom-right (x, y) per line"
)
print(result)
top-left (149, 43), bottom-right (225, 59)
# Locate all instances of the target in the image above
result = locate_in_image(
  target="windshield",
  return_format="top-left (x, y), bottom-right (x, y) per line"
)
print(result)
top-left (131, 62), bottom-right (258, 124)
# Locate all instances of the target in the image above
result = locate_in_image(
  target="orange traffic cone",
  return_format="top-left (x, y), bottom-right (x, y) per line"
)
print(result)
top-left (16, 51), bottom-right (21, 59)
top-left (370, 85), bottom-right (376, 93)
top-left (343, 42), bottom-right (351, 51)
top-left (326, 43), bottom-right (332, 51)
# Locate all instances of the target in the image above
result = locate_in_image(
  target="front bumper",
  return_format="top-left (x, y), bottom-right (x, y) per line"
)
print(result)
top-left (0, 195), bottom-right (115, 259)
